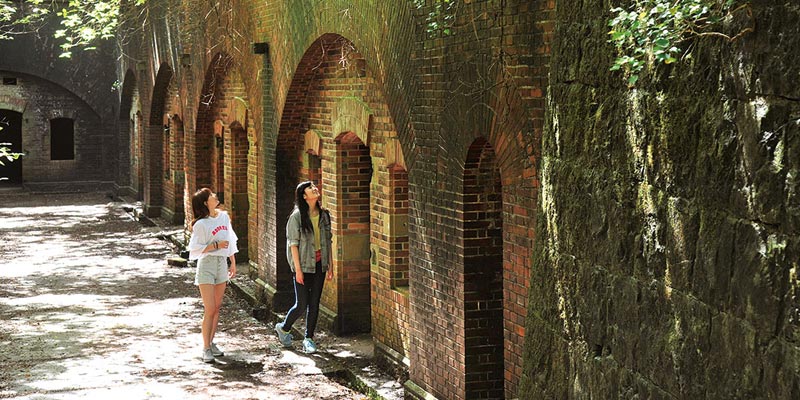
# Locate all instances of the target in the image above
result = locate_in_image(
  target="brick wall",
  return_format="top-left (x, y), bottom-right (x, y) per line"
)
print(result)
top-left (462, 138), bottom-right (504, 399)
top-left (117, 69), bottom-right (138, 194)
top-left (142, 63), bottom-right (172, 217)
top-left (0, 19), bottom-right (119, 192)
top-left (267, 33), bottom-right (414, 354)
top-left (117, 1), bottom-right (544, 399)
top-left (331, 132), bottom-right (372, 333)
top-left (406, 1), bottom-right (546, 398)
top-left (0, 73), bottom-right (110, 186)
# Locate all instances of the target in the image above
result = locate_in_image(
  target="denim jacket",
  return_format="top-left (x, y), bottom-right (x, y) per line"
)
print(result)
top-left (286, 207), bottom-right (332, 274)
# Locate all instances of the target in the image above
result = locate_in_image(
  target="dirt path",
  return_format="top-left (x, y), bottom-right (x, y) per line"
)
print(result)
top-left (0, 192), bottom-right (363, 399)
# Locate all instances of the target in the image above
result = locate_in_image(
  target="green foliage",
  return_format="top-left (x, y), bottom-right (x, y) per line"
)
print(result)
top-left (0, 125), bottom-right (21, 175)
top-left (1, 0), bottom-right (146, 57)
top-left (0, 0), bottom-right (50, 39)
top-left (413, 0), bottom-right (457, 38)
top-left (607, 0), bottom-right (746, 86)
top-left (55, 0), bottom-right (146, 57)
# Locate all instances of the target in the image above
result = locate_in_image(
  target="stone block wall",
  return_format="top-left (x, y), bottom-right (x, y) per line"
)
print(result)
top-left (0, 24), bottom-right (118, 190)
top-left (520, 1), bottom-right (800, 399)
top-left (111, 0), bottom-right (799, 399)
top-left (0, 72), bottom-right (110, 187)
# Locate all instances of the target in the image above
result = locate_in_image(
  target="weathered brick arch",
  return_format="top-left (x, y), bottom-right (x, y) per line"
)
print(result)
top-left (117, 69), bottom-right (142, 197)
top-left (119, 69), bottom-right (137, 122)
top-left (332, 97), bottom-right (372, 147)
top-left (192, 52), bottom-right (251, 260)
top-left (164, 111), bottom-right (186, 225)
top-left (272, 33), bottom-right (361, 311)
top-left (331, 130), bottom-right (373, 334)
top-left (0, 96), bottom-right (27, 114)
top-left (226, 117), bottom-right (250, 261)
top-left (193, 53), bottom-right (233, 196)
top-left (380, 138), bottom-right (412, 363)
top-left (272, 32), bottom-right (410, 342)
top-left (452, 89), bottom-right (536, 398)
top-left (304, 129), bottom-right (323, 156)
top-left (461, 137), bottom-right (505, 399)
top-left (142, 62), bottom-right (174, 217)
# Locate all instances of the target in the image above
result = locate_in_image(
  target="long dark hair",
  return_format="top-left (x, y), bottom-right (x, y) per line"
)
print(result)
top-left (294, 181), bottom-right (323, 233)
top-left (191, 188), bottom-right (213, 227)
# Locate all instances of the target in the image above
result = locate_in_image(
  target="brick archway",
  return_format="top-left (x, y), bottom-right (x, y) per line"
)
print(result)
top-left (462, 137), bottom-right (504, 399)
top-left (0, 109), bottom-right (23, 185)
top-left (164, 113), bottom-right (185, 225)
top-left (226, 119), bottom-right (250, 260)
top-left (331, 131), bottom-right (373, 334)
top-left (192, 53), bottom-right (251, 260)
top-left (119, 70), bottom-right (143, 199)
top-left (118, 69), bottom-right (137, 193)
top-left (272, 34), bottom-right (369, 312)
top-left (193, 53), bottom-right (232, 198)
top-left (407, 76), bottom-right (537, 400)
top-left (271, 34), bottom-right (409, 355)
top-left (143, 62), bottom-right (173, 217)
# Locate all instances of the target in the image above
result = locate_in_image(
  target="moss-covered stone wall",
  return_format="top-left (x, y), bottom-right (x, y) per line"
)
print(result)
top-left (521, 1), bottom-right (800, 398)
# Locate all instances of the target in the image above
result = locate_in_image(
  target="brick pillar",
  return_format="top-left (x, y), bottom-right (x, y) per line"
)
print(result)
top-left (332, 132), bottom-right (372, 334)
top-left (143, 123), bottom-right (164, 217)
top-left (373, 163), bottom-right (411, 363)
top-left (117, 118), bottom-right (132, 190)
top-left (247, 128), bottom-right (259, 273)
top-left (162, 116), bottom-right (185, 224)
top-left (226, 122), bottom-right (249, 261)
top-left (133, 112), bottom-right (144, 199)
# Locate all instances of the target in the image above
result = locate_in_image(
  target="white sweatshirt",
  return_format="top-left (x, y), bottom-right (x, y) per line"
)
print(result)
top-left (188, 211), bottom-right (239, 260)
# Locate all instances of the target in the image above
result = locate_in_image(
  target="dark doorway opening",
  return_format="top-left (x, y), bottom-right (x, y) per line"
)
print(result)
top-left (0, 110), bottom-right (23, 185)
top-left (50, 118), bottom-right (75, 160)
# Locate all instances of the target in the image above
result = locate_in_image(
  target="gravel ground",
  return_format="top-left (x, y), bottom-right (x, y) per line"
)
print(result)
top-left (0, 191), bottom-right (365, 400)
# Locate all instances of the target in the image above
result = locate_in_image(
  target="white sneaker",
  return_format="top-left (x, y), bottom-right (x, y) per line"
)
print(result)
top-left (210, 342), bottom-right (224, 357)
top-left (275, 322), bottom-right (293, 348)
top-left (302, 338), bottom-right (317, 354)
top-left (202, 348), bottom-right (215, 363)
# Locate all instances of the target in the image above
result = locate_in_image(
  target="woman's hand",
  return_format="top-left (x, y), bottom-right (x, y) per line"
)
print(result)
top-left (228, 263), bottom-right (237, 279)
top-left (326, 268), bottom-right (333, 281)
top-left (218, 240), bottom-right (229, 249)
top-left (295, 269), bottom-right (304, 285)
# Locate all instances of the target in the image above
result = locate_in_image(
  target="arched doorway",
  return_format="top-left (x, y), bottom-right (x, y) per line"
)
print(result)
top-left (193, 53), bottom-right (251, 260)
top-left (118, 69), bottom-right (137, 194)
top-left (462, 137), bottom-right (504, 399)
top-left (143, 62), bottom-right (173, 217)
top-left (0, 109), bottom-right (22, 185)
top-left (333, 131), bottom-right (373, 334)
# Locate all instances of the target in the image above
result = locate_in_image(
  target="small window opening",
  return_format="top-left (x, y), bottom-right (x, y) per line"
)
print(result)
top-left (50, 118), bottom-right (75, 160)
top-left (2, 77), bottom-right (17, 85)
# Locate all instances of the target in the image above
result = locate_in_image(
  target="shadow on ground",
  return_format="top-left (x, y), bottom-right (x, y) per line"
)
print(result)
top-left (0, 192), bottom-right (366, 400)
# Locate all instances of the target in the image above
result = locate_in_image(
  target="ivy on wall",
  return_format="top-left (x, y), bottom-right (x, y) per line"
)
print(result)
top-left (608, 0), bottom-right (752, 85)
top-left (413, 0), bottom-right (457, 38)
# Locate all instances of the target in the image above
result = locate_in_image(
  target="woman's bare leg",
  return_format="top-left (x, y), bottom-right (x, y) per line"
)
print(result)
top-left (198, 284), bottom-right (218, 349)
top-left (209, 282), bottom-right (227, 343)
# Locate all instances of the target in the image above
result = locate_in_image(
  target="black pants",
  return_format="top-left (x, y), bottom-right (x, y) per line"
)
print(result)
top-left (283, 261), bottom-right (325, 339)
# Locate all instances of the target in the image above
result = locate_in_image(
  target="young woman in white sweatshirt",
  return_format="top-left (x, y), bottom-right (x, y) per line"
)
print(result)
top-left (187, 188), bottom-right (238, 363)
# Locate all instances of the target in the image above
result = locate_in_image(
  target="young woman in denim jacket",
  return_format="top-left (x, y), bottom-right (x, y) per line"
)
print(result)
top-left (275, 181), bottom-right (333, 353)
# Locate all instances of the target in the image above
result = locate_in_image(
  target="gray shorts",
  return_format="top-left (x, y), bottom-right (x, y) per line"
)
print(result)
top-left (195, 255), bottom-right (229, 285)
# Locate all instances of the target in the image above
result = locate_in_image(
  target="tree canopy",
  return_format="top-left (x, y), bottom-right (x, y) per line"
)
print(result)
top-left (1, 0), bottom-right (145, 57)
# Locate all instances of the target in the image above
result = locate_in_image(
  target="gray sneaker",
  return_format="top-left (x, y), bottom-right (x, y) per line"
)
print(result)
top-left (302, 338), bottom-right (317, 354)
top-left (210, 342), bottom-right (224, 357)
top-left (202, 348), bottom-right (215, 363)
top-left (274, 322), bottom-right (293, 348)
